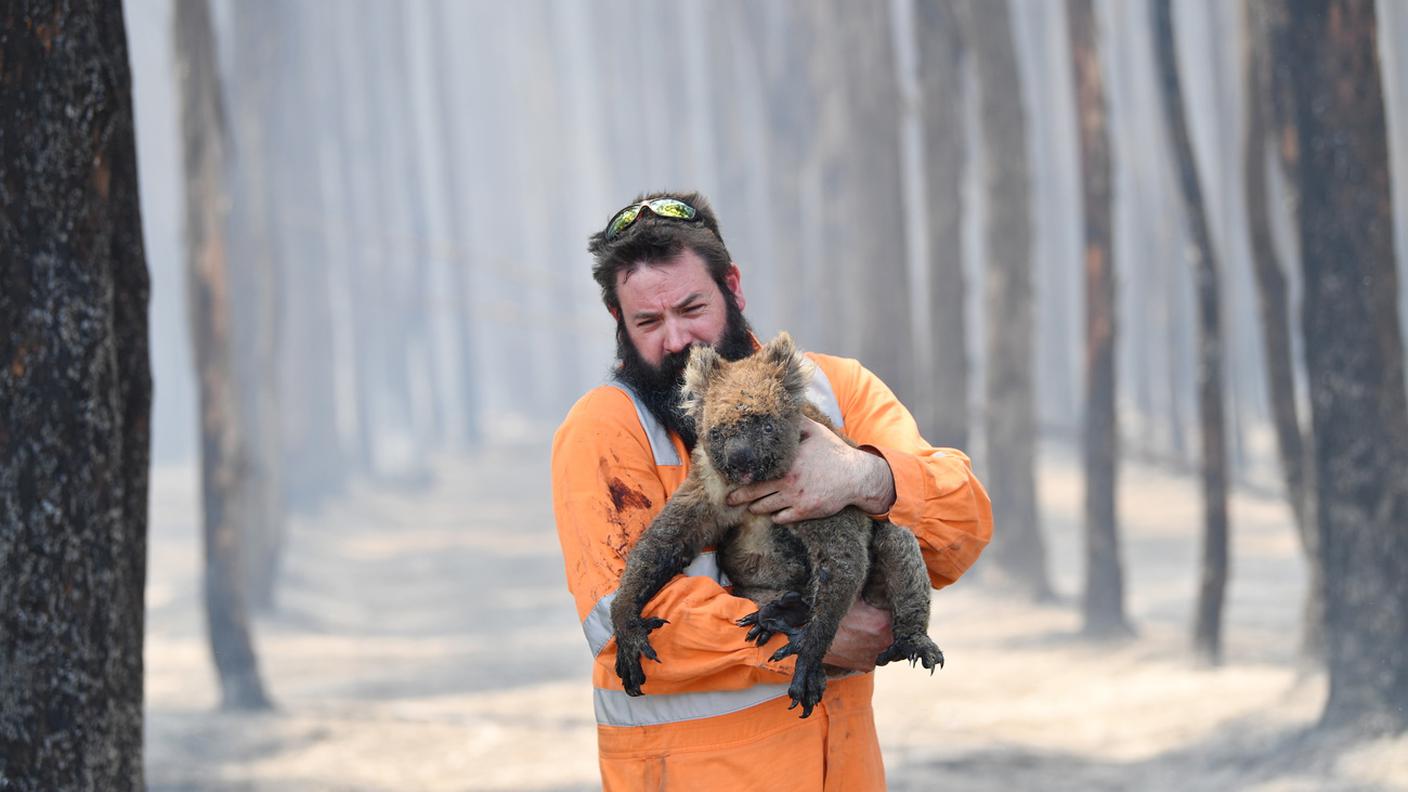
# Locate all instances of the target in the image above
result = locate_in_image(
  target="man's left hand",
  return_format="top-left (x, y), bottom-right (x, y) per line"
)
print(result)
top-left (725, 417), bottom-right (896, 523)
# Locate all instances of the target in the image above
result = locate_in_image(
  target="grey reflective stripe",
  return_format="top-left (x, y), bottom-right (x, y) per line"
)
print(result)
top-left (806, 362), bottom-right (845, 430)
top-left (581, 552), bottom-right (731, 657)
top-left (595, 682), bottom-right (792, 727)
top-left (606, 379), bottom-right (682, 466)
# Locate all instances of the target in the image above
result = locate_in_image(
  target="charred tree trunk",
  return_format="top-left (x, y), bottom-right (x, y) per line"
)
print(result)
top-left (1286, 0), bottom-right (1408, 734)
top-left (1068, 0), bottom-right (1131, 638)
top-left (1152, 0), bottom-right (1231, 666)
top-left (175, 0), bottom-right (272, 711)
top-left (1244, 0), bottom-right (1322, 660)
top-left (915, 0), bottom-right (969, 447)
top-left (959, 0), bottom-right (1051, 600)
top-left (0, 3), bottom-right (150, 786)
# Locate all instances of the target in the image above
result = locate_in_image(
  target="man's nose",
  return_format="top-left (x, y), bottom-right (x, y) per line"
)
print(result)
top-left (662, 319), bottom-right (693, 355)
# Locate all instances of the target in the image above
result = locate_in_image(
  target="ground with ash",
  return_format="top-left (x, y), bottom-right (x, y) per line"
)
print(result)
top-left (145, 441), bottom-right (1408, 791)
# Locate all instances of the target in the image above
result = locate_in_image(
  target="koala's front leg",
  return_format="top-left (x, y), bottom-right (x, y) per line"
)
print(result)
top-left (770, 513), bottom-right (870, 717)
top-left (609, 488), bottom-right (722, 696)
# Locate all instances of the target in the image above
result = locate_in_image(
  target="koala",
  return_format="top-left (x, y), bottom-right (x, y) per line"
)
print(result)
top-left (609, 332), bottom-right (943, 718)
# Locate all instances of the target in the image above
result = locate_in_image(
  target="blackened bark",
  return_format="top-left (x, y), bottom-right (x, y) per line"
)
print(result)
top-left (174, 0), bottom-right (272, 711)
top-left (1286, 0), bottom-right (1408, 733)
top-left (0, 2), bottom-right (150, 787)
top-left (916, 0), bottom-right (969, 448)
top-left (1244, 0), bottom-right (1323, 660)
top-left (1068, 0), bottom-right (1131, 638)
top-left (959, 0), bottom-right (1052, 600)
top-left (1152, 0), bottom-right (1231, 666)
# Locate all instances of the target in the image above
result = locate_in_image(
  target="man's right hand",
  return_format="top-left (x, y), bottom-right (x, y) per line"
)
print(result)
top-left (822, 599), bottom-right (893, 672)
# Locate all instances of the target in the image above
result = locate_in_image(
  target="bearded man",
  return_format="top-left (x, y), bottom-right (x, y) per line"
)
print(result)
top-left (551, 191), bottom-right (992, 790)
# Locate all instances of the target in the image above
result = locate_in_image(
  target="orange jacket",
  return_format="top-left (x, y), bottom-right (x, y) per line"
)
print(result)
top-left (552, 351), bottom-right (993, 790)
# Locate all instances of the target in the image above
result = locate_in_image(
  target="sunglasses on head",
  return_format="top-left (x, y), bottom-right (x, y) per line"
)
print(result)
top-left (603, 198), bottom-right (699, 241)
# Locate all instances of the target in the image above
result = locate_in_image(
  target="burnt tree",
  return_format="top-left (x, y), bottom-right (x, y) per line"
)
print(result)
top-left (0, 2), bottom-right (150, 787)
top-left (1068, 0), bottom-right (1131, 638)
top-left (1152, 0), bottom-right (1231, 665)
top-left (959, 0), bottom-right (1051, 600)
top-left (1286, 0), bottom-right (1408, 733)
top-left (174, 0), bottom-right (272, 710)
top-left (1244, 0), bottom-right (1322, 659)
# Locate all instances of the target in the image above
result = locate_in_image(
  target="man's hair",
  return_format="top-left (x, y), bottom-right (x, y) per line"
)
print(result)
top-left (587, 190), bottom-right (734, 313)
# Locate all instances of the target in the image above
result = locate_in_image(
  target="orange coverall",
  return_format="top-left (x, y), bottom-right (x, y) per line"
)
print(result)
top-left (552, 351), bottom-right (993, 790)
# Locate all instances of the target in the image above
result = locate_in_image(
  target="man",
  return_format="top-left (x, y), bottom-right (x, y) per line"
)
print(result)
top-left (551, 191), bottom-right (992, 790)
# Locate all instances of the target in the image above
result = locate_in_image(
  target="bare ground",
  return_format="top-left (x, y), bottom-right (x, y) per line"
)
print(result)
top-left (144, 440), bottom-right (1408, 790)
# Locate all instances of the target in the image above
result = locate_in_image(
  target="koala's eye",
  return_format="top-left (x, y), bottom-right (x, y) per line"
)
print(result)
top-left (761, 420), bottom-right (775, 434)
top-left (709, 426), bottom-right (725, 442)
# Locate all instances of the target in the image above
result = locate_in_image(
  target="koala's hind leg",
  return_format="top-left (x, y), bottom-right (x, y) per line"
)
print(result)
top-left (770, 514), bottom-right (870, 718)
top-left (865, 521), bottom-right (944, 672)
top-left (609, 490), bottom-right (724, 696)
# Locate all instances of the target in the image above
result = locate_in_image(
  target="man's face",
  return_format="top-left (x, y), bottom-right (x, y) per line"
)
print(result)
top-left (613, 249), bottom-right (753, 449)
top-left (615, 248), bottom-right (745, 367)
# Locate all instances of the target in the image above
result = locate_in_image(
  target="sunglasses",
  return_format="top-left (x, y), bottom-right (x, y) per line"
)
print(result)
top-left (603, 198), bottom-right (699, 240)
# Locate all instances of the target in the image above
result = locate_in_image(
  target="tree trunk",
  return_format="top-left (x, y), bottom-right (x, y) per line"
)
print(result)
top-left (1068, 0), bottom-right (1131, 639)
top-left (1286, 0), bottom-right (1408, 734)
top-left (174, 0), bottom-right (272, 711)
top-left (426, 0), bottom-right (484, 449)
top-left (0, 2), bottom-right (150, 786)
top-left (915, 0), bottom-right (969, 448)
top-left (228, 0), bottom-right (288, 611)
top-left (1152, 0), bottom-right (1231, 666)
top-left (1243, 0), bottom-right (1323, 661)
top-left (958, 0), bottom-right (1052, 601)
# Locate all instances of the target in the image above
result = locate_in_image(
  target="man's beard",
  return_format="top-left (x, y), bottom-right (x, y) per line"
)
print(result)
top-left (614, 293), bottom-right (754, 452)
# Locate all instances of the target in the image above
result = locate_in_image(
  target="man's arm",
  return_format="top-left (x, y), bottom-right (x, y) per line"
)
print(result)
top-left (552, 387), bottom-right (797, 694)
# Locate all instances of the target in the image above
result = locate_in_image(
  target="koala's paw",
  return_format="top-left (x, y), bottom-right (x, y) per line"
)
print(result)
top-left (876, 633), bottom-right (944, 674)
top-left (613, 617), bottom-right (668, 696)
top-left (736, 591), bottom-right (810, 645)
top-left (786, 656), bottom-right (828, 719)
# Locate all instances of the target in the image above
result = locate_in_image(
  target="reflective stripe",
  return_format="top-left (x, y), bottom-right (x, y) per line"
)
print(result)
top-left (806, 362), bottom-right (844, 430)
top-left (581, 552), bottom-right (732, 657)
top-left (595, 682), bottom-right (792, 727)
top-left (606, 379), bottom-right (682, 466)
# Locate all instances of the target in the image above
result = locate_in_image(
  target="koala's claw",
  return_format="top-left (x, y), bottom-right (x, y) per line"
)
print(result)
top-left (614, 618), bottom-right (671, 696)
top-left (875, 634), bottom-right (944, 673)
top-left (769, 640), bottom-right (800, 663)
top-left (787, 658), bottom-right (827, 719)
top-left (738, 591), bottom-right (810, 646)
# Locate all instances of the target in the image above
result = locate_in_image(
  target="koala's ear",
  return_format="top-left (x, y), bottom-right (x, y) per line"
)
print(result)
top-left (680, 344), bottom-right (723, 420)
top-left (763, 332), bottom-right (812, 403)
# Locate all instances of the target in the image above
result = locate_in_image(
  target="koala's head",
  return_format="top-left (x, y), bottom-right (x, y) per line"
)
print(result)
top-left (680, 332), bottom-right (813, 485)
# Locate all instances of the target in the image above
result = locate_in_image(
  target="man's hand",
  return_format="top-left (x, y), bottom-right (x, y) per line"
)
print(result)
top-left (821, 599), bottom-right (893, 672)
top-left (725, 417), bottom-right (897, 523)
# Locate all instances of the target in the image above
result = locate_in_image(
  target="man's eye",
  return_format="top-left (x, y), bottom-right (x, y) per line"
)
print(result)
top-left (637, 319), bottom-right (658, 329)
top-left (685, 304), bottom-right (705, 314)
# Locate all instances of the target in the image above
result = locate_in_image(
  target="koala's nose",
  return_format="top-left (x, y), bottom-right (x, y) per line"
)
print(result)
top-left (727, 446), bottom-right (755, 474)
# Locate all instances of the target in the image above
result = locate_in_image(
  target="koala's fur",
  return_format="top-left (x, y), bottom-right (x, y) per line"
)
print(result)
top-left (609, 332), bottom-right (942, 717)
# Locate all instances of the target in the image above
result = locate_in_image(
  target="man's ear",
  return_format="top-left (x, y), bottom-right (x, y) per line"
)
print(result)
top-left (763, 332), bottom-right (812, 403)
top-left (723, 263), bottom-right (746, 313)
top-left (608, 305), bottom-right (621, 321)
top-left (680, 345), bottom-right (723, 422)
